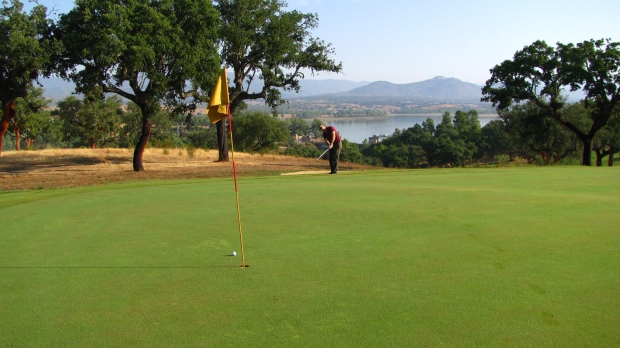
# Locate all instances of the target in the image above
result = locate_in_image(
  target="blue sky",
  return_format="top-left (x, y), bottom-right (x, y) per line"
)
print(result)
top-left (31, 0), bottom-right (620, 85)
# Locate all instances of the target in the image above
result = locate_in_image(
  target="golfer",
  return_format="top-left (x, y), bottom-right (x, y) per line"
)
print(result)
top-left (319, 124), bottom-right (342, 174)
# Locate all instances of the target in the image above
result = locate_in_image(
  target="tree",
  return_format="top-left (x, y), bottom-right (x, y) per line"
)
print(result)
top-left (56, 93), bottom-right (123, 148)
top-left (340, 139), bottom-right (367, 164)
top-left (310, 119), bottom-right (324, 138)
top-left (561, 39), bottom-right (620, 165)
top-left (214, 0), bottom-right (342, 161)
top-left (592, 115), bottom-right (620, 166)
top-left (11, 86), bottom-right (50, 150)
top-left (117, 102), bottom-right (180, 149)
top-left (56, 0), bottom-right (220, 171)
top-left (478, 119), bottom-right (514, 160)
top-left (453, 110), bottom-right (481, 143)
top-left (431, 112), bottom-right (476, 167)
top-left (232, 111), bottom-right (288, 153)
top-left (482, 39), bottom-right (620, 166)
top-left (500, 102), bottom-right (583, 164)
top-left (285, 117), bottom-right (311, 137)
top-left (0, 0), bottom-right (55, 155)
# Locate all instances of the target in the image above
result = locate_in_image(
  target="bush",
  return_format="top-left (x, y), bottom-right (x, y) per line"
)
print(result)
top-left (186, 127), bottom-right (217, 149)
top-left (186, 144), bottom-right (197, 158)
top-left (494, 154), bottom-right (510, 167)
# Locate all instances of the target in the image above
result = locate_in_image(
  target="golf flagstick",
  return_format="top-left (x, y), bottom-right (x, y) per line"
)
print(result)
top-left (227, 107), bottom-right (247, 268)
top-left (316, 148), bottom-right (329, 160)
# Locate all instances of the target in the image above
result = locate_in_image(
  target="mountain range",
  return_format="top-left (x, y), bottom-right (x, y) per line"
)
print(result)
top-left (38, 75), bottom-right (484, 103)
top-left (36, 75), bottom-right (582, 104)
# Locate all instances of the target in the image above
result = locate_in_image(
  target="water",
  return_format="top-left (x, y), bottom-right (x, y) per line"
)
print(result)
top-left (323, 114), bottom-right (497, 143)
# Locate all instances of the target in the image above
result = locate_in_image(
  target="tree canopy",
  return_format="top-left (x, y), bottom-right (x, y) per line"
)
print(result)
top-left (0, 0), bottom-right (56, 155)
top-left (56, 0), bottom-right (221, 170)
top-left (213, 0), bottom-right (342, 160)
top-left (482, 39), bottom-right (620, 165)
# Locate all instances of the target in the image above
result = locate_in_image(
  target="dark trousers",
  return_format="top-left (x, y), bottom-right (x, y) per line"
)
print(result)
top-left (329, 142), bottom-right (342, 173)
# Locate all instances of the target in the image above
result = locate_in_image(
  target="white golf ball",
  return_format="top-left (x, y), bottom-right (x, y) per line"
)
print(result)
top-left (232, 252), bottom-right (236, 256)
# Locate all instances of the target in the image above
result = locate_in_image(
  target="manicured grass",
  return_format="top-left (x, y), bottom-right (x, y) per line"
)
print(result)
top-left (1, 167), bottom-right (619, 347)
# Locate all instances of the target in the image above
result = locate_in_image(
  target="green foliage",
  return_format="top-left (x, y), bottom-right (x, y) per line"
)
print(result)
top-left (0, 0), bottom-right (56, 102)
top-left (478, 119), bottom-right (513, 158)
top-left (117, 103), bottom-right (180, 149)
top-left (57, 0), bottom-right (221, 168)
top-left (482, 39), bottom-right (620, 165)
top-left (232, 111), bottom-right (289, 153)
top-left (284, 117), bottom-right (311, 136)
top-left (494, 154), bottom-right (510, 167)
top-left (310, 119), bottom-right (324, 138)
top-left (216, 0), bottom-right (342, 112)
top-left (592, 112), bottom-right (620, 166)
top-left (283, 142), bottom-right (321, 158)
top-left (372, 112), bottom-right (480, 168)
top-left (339, 139), bottom-right (365, 164)
top-left (186, 126), bottom-right (217, 150)
top-left (11, 86), bottom-right (52, 150)
top-left (500, 101), bottom-right (583, 164)
top-left (55, 93), bottom-right (123, 148)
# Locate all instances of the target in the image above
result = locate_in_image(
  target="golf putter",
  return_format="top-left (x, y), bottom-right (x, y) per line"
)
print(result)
top-left (316, 148), bottom-right (329, 160)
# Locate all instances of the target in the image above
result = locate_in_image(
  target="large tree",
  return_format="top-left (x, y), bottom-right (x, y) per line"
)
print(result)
top-left (213, 0), bottom-right (342, 161)
top-left (482, 39), bottom-right (620, 166)
top-left (56, 0), bottom-right (220, 171)
top-left (0, 0), bottom-right (55, 155)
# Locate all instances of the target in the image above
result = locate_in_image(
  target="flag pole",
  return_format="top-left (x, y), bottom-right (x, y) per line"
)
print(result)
top-left (227, 106), bottom-right (246, 268)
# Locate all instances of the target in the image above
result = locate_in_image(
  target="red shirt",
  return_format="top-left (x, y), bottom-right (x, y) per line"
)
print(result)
top-left (322, 126), bottom-right (341, 144)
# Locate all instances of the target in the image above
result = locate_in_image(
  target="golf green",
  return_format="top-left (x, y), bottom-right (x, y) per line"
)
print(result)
top-left (1, 167), bottom-right (619, 347)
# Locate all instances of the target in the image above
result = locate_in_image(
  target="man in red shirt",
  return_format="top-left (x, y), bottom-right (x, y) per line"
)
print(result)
top-left (319, 124), bottom-right (342, 174)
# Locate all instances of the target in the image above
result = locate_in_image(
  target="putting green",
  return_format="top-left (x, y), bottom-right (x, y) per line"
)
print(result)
top-left (1, 167), bottom-right (619, 347)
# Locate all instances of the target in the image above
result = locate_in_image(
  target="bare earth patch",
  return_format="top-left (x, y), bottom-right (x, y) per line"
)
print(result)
top-left (0, 148), bottom-right (375, 191)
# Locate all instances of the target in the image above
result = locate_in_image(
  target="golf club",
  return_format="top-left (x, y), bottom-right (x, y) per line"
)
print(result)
top-left (316, 148), bottom-right (329, 160)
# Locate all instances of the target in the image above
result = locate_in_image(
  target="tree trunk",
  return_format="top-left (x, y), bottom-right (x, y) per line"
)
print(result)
top-left (0, 102), bottom-right (16, 156)
top-left (609, 148), bottom-right (617, 166)
top-left (216, 118), bottom-right (229, 161)
top-left (14, 126), bottom-right (21, 151)
top-left (133, 112), bottom-right (152, 172)
top-left (594, 149), bottom-right (603, 166)
top-left (25, 139), bottom-right (33, 150)
top-left (90, 137), bottom-right (96, 149)
top-left (581, 137), bottom-right (593, 166)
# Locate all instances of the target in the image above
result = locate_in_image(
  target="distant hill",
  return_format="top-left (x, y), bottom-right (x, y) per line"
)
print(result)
top-left (333, 76), bottom-right (484, 102)
top-left (37, 77), bottom-right (78, 102)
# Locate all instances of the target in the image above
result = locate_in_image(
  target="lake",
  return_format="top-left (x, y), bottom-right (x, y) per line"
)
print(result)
top-left (322, 114), bottom-right (498, 143)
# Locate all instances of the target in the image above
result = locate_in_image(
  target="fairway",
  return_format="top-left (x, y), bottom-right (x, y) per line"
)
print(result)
top-left (1, 167), bottom-right (619, 347)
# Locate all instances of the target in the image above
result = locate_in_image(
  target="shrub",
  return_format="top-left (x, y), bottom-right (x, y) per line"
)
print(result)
top-left (494, 154), bottom-right (510, 167)
top-left (186, 145), bottom-right (197, 158)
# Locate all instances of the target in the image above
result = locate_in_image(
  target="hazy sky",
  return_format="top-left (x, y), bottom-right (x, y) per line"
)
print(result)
top-left (31, 0), bottom-right (620, 85)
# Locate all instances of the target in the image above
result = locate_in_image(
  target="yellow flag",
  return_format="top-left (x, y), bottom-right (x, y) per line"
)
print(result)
top-left (207, 68), bottom-right (230, 124)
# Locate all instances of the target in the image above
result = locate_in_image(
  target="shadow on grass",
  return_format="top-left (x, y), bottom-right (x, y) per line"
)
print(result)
top-left (0, 156), bottom-right (109, 173)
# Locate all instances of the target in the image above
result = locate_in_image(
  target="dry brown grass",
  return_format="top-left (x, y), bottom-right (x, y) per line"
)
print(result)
top-left (0, 148), bottom-right (375, 191)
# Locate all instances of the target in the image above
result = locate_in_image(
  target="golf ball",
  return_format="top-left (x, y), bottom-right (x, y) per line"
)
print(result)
top-left (232, 252), bottom-right (236, 256)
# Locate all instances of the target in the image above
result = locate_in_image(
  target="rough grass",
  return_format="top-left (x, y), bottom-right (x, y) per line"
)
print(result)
top-left (0, 148), bottom-right (373, 190)
top-left (1, 167), bottom-right (619, 347)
